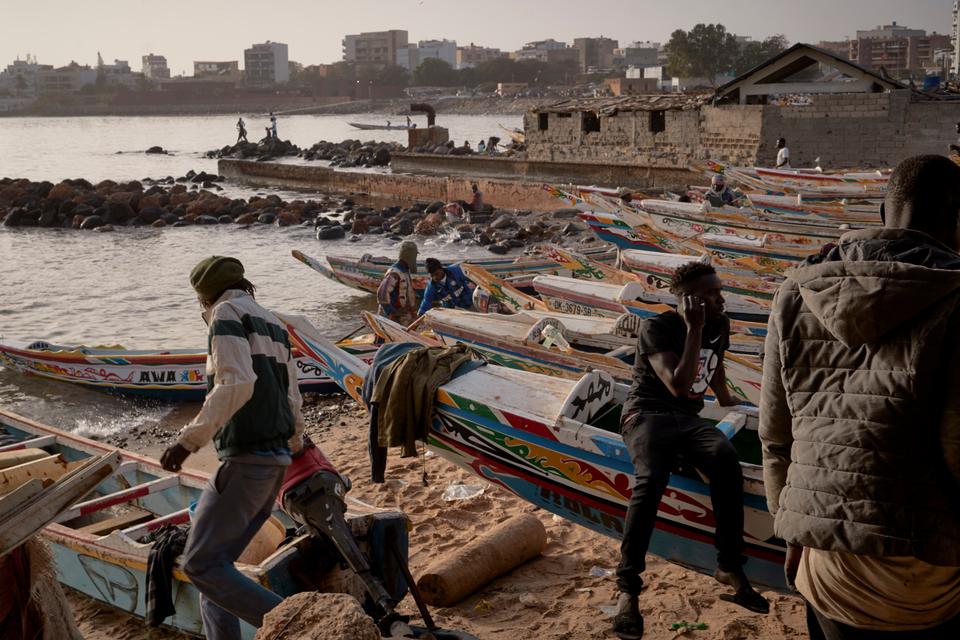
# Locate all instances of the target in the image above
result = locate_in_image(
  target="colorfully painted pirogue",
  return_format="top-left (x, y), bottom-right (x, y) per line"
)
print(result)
top-left (280, 315), bottom-right (788, 592)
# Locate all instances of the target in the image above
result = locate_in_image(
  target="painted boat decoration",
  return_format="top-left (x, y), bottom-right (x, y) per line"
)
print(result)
top-left (280, 315), bottom-right (787, 591)
top-left (292, 247), bottom-right (618, 298)
top-left (0, 337), bottom-right (379, 401)
top-left (699, 160), bottom-right (889, 198)
top-left (0, 409), bottom-right (412, 639)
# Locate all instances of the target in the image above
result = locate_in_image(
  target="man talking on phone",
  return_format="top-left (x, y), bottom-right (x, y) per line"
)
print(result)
top-left (612, 262), bottom-right (768, 639)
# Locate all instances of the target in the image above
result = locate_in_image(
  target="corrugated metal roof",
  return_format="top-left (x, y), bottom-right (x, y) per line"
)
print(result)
top-left (532, 94), bottom-right (709, 115)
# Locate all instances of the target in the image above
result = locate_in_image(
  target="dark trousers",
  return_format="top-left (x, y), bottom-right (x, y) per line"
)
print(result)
top-left (807, 604), bottom-right (960, 640)
top-left (616, 412), bottom-right (746, 595)
top-left (182, 459), bottom-right (287, 640)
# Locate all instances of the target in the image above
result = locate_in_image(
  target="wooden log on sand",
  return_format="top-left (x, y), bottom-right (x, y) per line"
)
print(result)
top-left (417, 513), bottom-right (548, 606)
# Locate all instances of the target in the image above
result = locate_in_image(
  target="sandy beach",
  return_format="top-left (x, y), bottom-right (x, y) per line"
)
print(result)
top-left (63, 394), bottom-right (806, 640)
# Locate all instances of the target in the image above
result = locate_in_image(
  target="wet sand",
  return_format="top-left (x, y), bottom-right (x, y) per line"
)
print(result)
top-left (69, 395), bottom-right (807, 639)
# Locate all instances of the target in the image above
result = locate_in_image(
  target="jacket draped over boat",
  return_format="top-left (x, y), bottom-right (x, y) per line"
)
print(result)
top-left (760, 227), bottom-right (960, 566)
top-left (370, 344), bottom-right (483, 458)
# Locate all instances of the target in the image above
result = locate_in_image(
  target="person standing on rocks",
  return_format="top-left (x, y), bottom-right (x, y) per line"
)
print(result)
top-left (377, 240), bottom-right (419, 326)
top-left (417, 258), bottom-right (475, 316)
top-left (760, 155), bottom-right (960, 638)
top-left (160, 256), bottom-right (304, 640)
top-left (269, 112), bottom-right (278, 139)
top-left (613, 262), bottom-right (769, 639)
top-left (236, 117), bottom-right (247, 143)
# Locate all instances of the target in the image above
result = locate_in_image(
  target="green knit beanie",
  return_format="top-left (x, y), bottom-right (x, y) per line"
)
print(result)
top-left (190, 256), bottom-right (245, 298)
top-left (398, 240), bottom-right (419, 273)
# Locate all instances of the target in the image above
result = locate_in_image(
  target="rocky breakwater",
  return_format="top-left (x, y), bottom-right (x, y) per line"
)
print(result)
top-left (0, 174), bottom-right (347, 232)
top-left (207, 137), bottom-right (403, 169)
top-left (316, 199), bottom-right (596, 255)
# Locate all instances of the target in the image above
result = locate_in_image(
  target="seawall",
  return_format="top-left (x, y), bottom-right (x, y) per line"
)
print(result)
top-left (218, 159), bottom-right (564, 211)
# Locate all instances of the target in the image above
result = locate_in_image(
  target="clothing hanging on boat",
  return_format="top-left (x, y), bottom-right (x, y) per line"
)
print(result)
top-left (146, 524), bottom-right (189, 627)
top-left (367, 344), bottom-right (484, 473)
top-left (363, 342), bottom-right (423, 482)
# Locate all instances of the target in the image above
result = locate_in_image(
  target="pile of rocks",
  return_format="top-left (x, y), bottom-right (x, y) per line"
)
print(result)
top-left (0, 176), bottom-right (341, 231)
top-left (206, 137), bottom-right (302, 162)
top-left (301, 139), bottom-right (405, 168)
top-left (314, 199), bottom-right (593, 254)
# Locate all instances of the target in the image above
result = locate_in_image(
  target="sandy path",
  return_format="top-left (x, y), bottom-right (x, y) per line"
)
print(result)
top-left (67, 395), bottom-right (807, 639)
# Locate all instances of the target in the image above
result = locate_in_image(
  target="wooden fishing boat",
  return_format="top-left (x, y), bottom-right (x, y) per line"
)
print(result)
top-left (0, 409), bottom-right (414, 639)
top-left (347, 122), bottom-right (414, 131)
top-left (292, 247), bottom-right (618, 298)
top-left (281, 315), bottom-right (787, 591)
top-left (461, 264), bottom-right (766, 354)
top-left (699, 160), bottom-right (889, 198)
top-left (0, 337), bottom-right (379, 401)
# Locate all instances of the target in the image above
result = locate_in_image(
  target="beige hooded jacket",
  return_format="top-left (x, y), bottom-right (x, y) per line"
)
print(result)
top-left (760, 227), bottom-right (960, 566)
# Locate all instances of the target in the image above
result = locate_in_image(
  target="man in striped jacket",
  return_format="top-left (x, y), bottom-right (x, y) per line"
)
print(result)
top-left (160, 256), bottom-right (304, 640)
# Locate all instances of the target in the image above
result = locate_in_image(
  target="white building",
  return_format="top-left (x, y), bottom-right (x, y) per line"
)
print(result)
top-left (953, 1), bottom-right (960, 77)
top-left (0, 56), bottom-right (52, 95)
top-left (244, 41), bottom-right (289, 85)
top-left (397, 39), bottom-right (457, 70)
top-left (141, 54), bottom-right (170, 80)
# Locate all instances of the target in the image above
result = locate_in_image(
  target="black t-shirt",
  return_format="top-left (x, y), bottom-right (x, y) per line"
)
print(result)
top-left (623, 311), bottom-right (729, 417)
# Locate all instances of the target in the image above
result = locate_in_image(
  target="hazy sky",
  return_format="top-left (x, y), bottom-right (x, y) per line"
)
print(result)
top-left (2, 0), bottom-right (953, 75)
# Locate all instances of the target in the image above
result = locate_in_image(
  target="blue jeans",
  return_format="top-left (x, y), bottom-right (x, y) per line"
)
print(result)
top-left (182, 459), bottom-right (287, 640)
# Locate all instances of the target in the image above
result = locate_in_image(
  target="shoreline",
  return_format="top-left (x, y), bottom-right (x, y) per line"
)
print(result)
top-left (0, 96), bottom-right (545, 119)
top-left (65, 394), bottom-right (807, 640)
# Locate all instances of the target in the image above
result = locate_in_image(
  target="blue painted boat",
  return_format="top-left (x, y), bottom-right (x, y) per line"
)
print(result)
top-left (280, 315), bottom-right (788, 592)
top-left (0, 409), bottom-right (411, 639)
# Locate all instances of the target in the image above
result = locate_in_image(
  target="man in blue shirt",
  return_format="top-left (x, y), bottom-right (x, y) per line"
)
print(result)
top-left (417, 258), bottom-right (475, 316)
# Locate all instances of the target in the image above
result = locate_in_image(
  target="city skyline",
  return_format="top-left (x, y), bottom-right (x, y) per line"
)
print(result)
top-left (2, 0), bottom-right (952, 75)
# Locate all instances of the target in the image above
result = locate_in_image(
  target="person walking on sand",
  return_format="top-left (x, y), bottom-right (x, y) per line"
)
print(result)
top-left (377, 240), bottom-right (419, 326)
top-left (236, 117), bottom-right (247, 143)
top-left (613, 262), bottom-right (768, 640)
top-left (760, 155), bottom-right (960, 639)
top-left (269, 112), bottom-right (278, 139)
top-left (160, 256), bottom-right (304, 640)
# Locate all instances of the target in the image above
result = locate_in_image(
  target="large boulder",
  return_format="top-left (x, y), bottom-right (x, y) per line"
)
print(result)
top-left (316, 225), bottom-right (346, 240)
top-left (136, 207), bottom-right (164, 225)
top-left (145, 146), bottom-right (167, 154)
top-left (79, 215), bottom-right (106, 230)
top-left (106, 201), bottom-right (136, 224)
top-left (48, 182), bottom-right (77, 201)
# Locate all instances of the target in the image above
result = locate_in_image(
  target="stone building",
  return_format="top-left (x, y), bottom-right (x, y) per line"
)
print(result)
top-left (244, 42), bottom-right (289, 85)
top-left (523, 44), bottom-right (960, 171)
top-left (342, 30), bottom-right (408, 68)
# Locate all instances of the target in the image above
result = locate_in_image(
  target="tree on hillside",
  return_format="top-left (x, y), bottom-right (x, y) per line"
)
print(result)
top-left (664, 24), bottom-right (739, 87)
top-left (412, 58), bottom-right (458, 86)
top-left (735, 35), bottom-right (789, 75)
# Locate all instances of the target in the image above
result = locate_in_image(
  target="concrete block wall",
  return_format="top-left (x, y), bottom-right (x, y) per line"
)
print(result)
top-left (523, 91), bottom-right (960, 171)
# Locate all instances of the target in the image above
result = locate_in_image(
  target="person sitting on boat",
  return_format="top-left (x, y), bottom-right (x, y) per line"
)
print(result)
top-left (613, 262), bottom-right (768, 638)
top-left (705, 174), bottom-right (743, 207)
top-left (377, 240), bottom-right (419, 326)
top-left (776, 137), bottom-right (791, 168)
top-left (760, 155), bottom-right (960, 639)
top-left (477, 140), bottom-right (486, 153)
top-left (417, 258), bottom-right (476, 316)
top-left (160, 256), bottom-right (305, 639)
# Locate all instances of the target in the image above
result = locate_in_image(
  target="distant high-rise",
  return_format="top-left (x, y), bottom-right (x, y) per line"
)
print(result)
top-left (573, 37), bottom-right (618, 72)
top-left (455, 44), bottom-right (504, 70)
top-left (953, 1), bottom-right (960, 77)
top-left (398, 39), bottom-right (457, 70)
top-left (141, 54), bottom-right (170, 80)
top-left (342, 30), bottom-right (408, 67)
top-left (244, 42), bottom-right (289, 86)
top-left (820, 22), bottom-right (951, 79)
